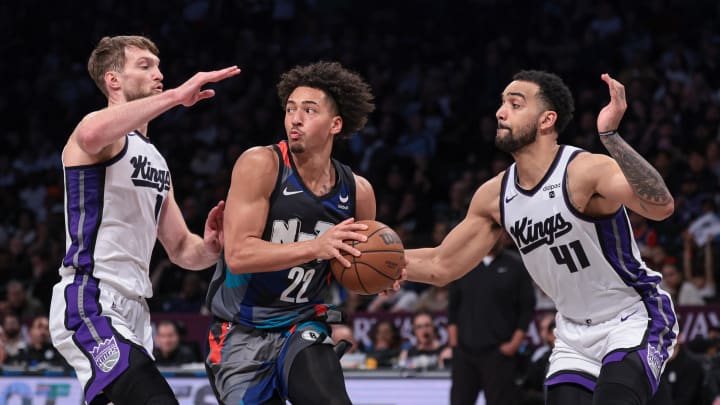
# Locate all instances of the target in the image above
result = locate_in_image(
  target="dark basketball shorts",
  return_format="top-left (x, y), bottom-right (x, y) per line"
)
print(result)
top-left (206, 319), bottom-right (333, 404)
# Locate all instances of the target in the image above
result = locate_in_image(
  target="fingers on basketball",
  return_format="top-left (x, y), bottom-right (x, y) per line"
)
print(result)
top-left (330, 220), bottom-right (405, 295)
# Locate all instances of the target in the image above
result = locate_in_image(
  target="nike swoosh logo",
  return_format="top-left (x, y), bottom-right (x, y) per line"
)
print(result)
top-left (283, 187), bottom-right (303, 196)
top-left (339, 194), bottom-right (349, 203)
top-left (505, 194), bottom-right (518, 203)
top-left (620, 309), bottom-right (638, 322)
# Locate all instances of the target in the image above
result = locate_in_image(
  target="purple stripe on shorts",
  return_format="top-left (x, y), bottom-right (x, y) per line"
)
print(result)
top-left (596, 211), bottom-right (677, 393)
top-left (545, 372), bottom-right (596, 392)
top-left (66, 273), bottom-right (132, 402)
top-left (603, 350), bottom-right (628, 365)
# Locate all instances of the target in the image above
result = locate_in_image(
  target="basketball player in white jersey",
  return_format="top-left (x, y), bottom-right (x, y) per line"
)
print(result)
top-left (404, 71), bottom-right (678, 405)
top-left (49, 35), bottom-right (239, 405)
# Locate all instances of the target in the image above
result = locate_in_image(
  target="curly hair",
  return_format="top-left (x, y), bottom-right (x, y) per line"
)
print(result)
top-left (513, 70), bottom-right (575, 134)
top-left (277, 61), bottom-right (375, 139)
top-left (88, 35), bottom-right (159, 97)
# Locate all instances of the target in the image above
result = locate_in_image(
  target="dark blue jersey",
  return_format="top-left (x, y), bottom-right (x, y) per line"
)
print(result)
top-left (206, 141), bottom-right (356, 328)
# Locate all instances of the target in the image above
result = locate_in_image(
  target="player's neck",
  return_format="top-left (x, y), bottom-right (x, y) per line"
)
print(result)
top-left (512, 142), bottom-right (560, 190)
top-left (135, 124), bottom-right (150, 138)
top-left (293, 152), bottom-right (335, 192)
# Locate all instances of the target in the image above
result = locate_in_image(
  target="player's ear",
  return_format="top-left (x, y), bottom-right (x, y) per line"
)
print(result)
top-left (330, 116), bottom-right (343, 136)
top-left (105, 71), bottom-right (121, 92)
top-left (539, 110), bottom-right (557, 131)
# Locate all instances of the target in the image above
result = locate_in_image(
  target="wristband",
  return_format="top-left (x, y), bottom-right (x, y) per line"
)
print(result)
top-left (598, 129), bottom-right (618, 136)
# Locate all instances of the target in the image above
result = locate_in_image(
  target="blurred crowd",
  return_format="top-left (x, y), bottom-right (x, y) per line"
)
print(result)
top-left (2, 0), bottom-right (720, 400)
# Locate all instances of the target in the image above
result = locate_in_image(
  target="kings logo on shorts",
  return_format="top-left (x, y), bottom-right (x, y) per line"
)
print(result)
top-left (647, 343), bottom-right (664, 379)
top-left (91, 336), bottom-right (120, 373)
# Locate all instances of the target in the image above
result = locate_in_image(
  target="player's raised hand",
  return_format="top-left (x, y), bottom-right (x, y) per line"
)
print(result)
top-left (174, 66), bottom-right (241, 107)
top-left (314, 218), bottom-right (368, 267)
top-left (597, 73), bottom-right (627, 133)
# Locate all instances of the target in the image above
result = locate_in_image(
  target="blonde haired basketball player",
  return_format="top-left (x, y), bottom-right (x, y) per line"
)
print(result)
top-left (50, 35), bottom-right (239, 405)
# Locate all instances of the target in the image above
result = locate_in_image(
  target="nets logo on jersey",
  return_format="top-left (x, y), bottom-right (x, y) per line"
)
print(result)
top-left (90, 336), bottom-right (120, 373)
top-left (130, 155), bottom-right (170, 192)
top-left (271, 219), bottom-right (334, 244)
top-left (509, 213), bottom-right (572, 254)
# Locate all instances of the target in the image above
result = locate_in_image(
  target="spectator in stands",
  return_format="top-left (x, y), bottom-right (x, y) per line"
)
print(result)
top-left (398, 310), bottom-right (451, 370)
top-left (14, 316), bottom-right (68, 370)
top-left (659, 260), bottom-right (707, 306)
top-left (1, 313), bottom-right (26, 364)
top-left (331, 323), bottom-right (366, 369)
top-left (153, 320), bottom-right (198, 367)
top-left (5, 279), bottom-right (44, 322)
top-left (364, 320), bottom-right (402, 369)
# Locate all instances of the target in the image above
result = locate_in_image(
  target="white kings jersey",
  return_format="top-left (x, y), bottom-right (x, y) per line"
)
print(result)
top-left (500, 145), bottom-right (671, 325)
top-left (61, 132), bottom-right (170, 298)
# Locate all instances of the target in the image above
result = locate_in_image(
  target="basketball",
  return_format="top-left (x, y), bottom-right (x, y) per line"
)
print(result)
top-left (330, 220), bottom-right (405, 295)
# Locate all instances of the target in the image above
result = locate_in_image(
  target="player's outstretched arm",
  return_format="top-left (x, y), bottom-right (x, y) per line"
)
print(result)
top-left (223, 147), bottom-right (369, 274)
top-left (405, 176), bottom-right (504, 286)
top-left (594, 73), bottom-right (674, 220)
top-left (70, 66), bottom-right (240, 157)
top-left (157, 187), bottom-right (221, 270)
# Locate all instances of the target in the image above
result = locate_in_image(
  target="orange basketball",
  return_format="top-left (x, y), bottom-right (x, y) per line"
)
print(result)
top-left (330, 220), bottom-right (405, 295)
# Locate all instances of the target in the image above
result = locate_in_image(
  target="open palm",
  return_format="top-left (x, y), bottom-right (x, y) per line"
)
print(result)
top-left (597, 73), bottom-right (627, 133)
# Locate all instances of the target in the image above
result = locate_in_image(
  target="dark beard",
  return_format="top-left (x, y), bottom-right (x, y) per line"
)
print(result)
top-left (495, 125), bottom-right (537, 153)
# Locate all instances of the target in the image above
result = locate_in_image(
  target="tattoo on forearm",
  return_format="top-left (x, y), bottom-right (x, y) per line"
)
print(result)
top-left (601, 134), bottom-right (672, 207)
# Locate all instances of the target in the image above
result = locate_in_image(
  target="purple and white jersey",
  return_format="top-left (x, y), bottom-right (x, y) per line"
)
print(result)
top-left (500, 145), bottom-right (674, 325)
top-left (61, 132), bottom-right (170, 298)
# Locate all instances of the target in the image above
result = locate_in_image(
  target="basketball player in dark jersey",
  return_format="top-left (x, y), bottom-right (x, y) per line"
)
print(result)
top-left (404, 72), bottom-right (677, 405)
top-left (205, 62), bottom-right (389, 405)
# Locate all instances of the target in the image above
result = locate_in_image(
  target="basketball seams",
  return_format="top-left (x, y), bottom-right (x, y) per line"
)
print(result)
top-left (363, 226), bottom-right (389, 240)
top-left (329, 220), bottom-right (404, 295)
top-left (352, 261), bottom-right (398, 280)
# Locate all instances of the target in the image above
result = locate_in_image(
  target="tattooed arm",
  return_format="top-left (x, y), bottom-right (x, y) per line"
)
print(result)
top-left (590, 74), bottom-right (674, 220)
